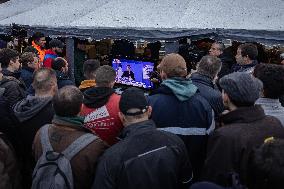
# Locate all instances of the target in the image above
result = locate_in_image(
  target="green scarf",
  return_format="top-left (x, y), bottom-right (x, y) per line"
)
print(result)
top-left (52, 115), bottom-right (85, 129)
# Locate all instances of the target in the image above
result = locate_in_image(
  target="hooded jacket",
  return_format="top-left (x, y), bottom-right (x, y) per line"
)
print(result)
top-left (0, 69), bottom-right (27, 107)
top-left (13, 95), bottom-right (54, 188)
top-left (148, 77), bottom-right (214, 181)
top-left (81, 87), bottom-right (123, 145)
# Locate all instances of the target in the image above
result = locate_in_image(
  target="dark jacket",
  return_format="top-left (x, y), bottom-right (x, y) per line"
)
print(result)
top-left (0, 133), bottom-right (22, 189)
top-left (33, 117), bottom-right (107, 189)
top-left (0, 88), bottom-right (22, 158)
top-left (0, 69), bottom-right (27, 107)
top-left (148, 78), bottom-right (214, 181)
top-left (191, 73), bottom-right (224, 116)
top-left (74, 48), bottom-right (86, 86)
top-left (231, 60), bottom-right (258, 73)
top-left (121, 70), bottom-right (135, 80)
top-left (92, 120), bottom-right (192, 189)
top-left (203, 105), bottom-right (284, 186)
top-left (217, 53), bottom-right (235, 78)
top-left (55, 70), bottom-right (74, 89)
top-left (13, 96), bottom-right (54, 189)
top-left (20, 67), bottom-right (34, 88)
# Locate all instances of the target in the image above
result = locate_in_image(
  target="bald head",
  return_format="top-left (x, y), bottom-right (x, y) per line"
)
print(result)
top-left (32, 68), bottom-right (57, 94)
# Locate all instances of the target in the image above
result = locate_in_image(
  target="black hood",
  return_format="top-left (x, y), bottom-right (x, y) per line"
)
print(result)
top-left (13, 95), bottom-right (53, 122)
top-left (83, 87), bottom-right (114, 109)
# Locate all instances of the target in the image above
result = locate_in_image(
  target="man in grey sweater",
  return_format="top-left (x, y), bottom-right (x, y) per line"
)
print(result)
top-left (254, 63), bottom-right (284, 126)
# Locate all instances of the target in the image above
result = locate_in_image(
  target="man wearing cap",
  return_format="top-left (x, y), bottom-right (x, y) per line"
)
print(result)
top-left (148, 53), bottom-right (214, 181)
top-left (203, 72), bottom-right (284, 186)
top-left (92, 87), bottom-right (193, 189)
top-left (42, 39), bottom-right (64, 68)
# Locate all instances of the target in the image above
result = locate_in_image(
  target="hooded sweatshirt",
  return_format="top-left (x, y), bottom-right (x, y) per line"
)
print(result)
top-left (13, 95), bottom-right (53, 122)
top-left (81, 87), bottom-right (123, 145)
top-left (83, 87), bottom-right (114, 109)
top-left (160, 77), bottom-right (197, 101)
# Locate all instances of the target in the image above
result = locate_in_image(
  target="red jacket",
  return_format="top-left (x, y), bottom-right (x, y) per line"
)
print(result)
top-left (81, 94), bottom-right (123, 145)
top-left (43, 49), bottom-right (58, 68)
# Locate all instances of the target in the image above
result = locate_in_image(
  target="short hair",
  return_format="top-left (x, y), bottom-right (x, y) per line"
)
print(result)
top-left (213, 42), bottom-right (225, 52)
top-left (32, 32), bottom-right (45, 42)
top-left (247, 139), bottom-right (284, 189)
top-left (197, 55), bottom-right (222, 79)
top-left (20, 52), bottom-right (36, 67)
top-left (83, 59), bottom-right (100, 80)
top-left (253, 63), bottom-right (284, 99)
top-left (32, 68), bottom-right (57, 93)
top-left (53, 86), bottom-right (83, 117)
top-left (94, 65), bottom-right (116, 87)
top-left (0, 48), bottom-right (19, 68)
top-left (238, 43), bottom-right (258, 60)
top-left (159, 53), bottom-right (187, 78)
top-left (51, 57), bottom-right (66, 71)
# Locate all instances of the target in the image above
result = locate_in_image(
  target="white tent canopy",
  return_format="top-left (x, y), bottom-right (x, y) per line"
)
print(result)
top-left (0, 0), bottom-right (283, 43)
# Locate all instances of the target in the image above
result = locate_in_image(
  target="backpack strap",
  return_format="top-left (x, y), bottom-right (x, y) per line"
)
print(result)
top-left (62, 133), bottom-right (98, 160)
top-left (40, 124), bottom-right (53, 153)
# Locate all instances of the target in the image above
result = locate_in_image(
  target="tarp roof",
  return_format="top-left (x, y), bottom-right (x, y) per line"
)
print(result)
top-left (0, 0), bottom-right (283, 43)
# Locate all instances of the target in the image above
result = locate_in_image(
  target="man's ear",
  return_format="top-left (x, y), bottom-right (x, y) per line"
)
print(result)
top-left (147, 106), bottom-right (152, 118)
top-left (118, 112), bottom-right (125, 123)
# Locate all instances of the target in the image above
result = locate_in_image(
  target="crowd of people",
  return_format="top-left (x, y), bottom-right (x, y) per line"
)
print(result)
top-left (0, 31), bottom-right (284, 189)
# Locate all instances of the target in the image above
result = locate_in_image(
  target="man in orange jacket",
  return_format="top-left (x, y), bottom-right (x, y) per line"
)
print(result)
top-left (31, 32), bottom-right (46, 67)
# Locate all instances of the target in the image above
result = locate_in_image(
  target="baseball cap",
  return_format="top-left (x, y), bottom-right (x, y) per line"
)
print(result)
top-left (119, 87), bottom-right (148, 116)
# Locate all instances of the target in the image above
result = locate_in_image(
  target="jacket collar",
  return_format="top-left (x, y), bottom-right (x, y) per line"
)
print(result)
top-left (2, 68), bottom-right (21, 79)
top-left (22, 66), bottom-right (35, 73)
top-left (221, 105), bottom-right (265, 124)
top-left (120, 120), bottom-right (156, 139)
top-left (191, 73), bottom-right (214, 88)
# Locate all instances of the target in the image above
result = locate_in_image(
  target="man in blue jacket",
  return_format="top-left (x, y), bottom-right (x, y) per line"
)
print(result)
top-left (191, 55), bottom-right (224, 117)
top-left (148, 53), bottom-right (214, 181)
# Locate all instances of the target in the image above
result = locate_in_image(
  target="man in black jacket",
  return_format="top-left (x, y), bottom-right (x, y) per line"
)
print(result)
top-left (92, 87), bottom-right (192, 189)
top-left (13, 68), bottom-right (57, 189)
top-left (51, 57), bottom-right (74, 89)
top-left (191, 55), bottom-right (224, 117)
top-left (0, 48), bottom-right (26, 107)
top-left (203, 72), bottom-right (284, 186)
top-left (209, 42), bottom-right (234, 78)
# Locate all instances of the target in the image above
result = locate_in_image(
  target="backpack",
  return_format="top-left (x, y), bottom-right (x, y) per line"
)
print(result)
top-left (31, 124), bottom-right (98, 189)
